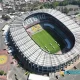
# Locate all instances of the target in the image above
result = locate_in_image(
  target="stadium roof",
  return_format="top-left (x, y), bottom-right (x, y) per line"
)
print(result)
top-left (5, 9), bottom-right (80, 71)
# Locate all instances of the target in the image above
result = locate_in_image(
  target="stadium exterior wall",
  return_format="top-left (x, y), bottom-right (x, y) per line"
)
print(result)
top-left (4, 9), bottom-right (80, 74)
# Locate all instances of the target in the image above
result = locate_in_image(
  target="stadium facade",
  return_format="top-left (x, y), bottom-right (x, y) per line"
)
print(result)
top-left (4, 9), bottom-right (80, 74)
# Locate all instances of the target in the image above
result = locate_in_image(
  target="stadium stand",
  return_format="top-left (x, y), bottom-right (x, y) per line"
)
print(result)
top-left (3, 9), bottom-right (80, 74)
top-left (44, 23), bottom-right (54, 29)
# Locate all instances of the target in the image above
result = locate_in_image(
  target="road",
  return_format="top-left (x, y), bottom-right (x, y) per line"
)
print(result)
top-left (0, 19), bottom-right (7, 50)
top-left (8, 65), bottom-right (28, 80)
top-left (50, 62), bottom-right (80, 80)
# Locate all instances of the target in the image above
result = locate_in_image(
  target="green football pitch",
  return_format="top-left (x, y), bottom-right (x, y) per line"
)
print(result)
top-left (32, 30), bottom-right (65, 54)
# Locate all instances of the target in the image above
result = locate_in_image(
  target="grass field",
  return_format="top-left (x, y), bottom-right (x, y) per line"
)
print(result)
top-left (32, 30), bottom-right (64, 54)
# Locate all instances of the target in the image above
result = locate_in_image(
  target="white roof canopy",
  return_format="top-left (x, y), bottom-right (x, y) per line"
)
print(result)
top-left (28, 74), bottom-right (49, 80)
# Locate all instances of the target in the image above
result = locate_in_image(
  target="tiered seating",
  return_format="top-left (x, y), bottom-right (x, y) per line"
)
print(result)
top-left (36, 51), bottom-right (46, 66)
top-left (51, 11), bottom-right (61, 17)
top-left (62, 20), bottom-right (74, 26)
top-left (8, 9), bottom-right (80, 73)
top-left (50, 9), bottom-right (57, 15)
top-left (16, 37), bottom-right (28, 46)
top-left (67, 50), bottom-right (77, 61)
top-left (59, 55), bottom-right (67, 63)
top-left (55, 14), bottom-right (66, 20)
top-left (67, 23), bottom-right (79, 30)
top-left (74, 31), bottom-right (80, 36)
top-left (65, 39), bottom-right (71, 49)
top-left (44, 9), bottom-right (52, 14)
top-left (20, 44), bottom-right (27, 52)
top-left (71, 27), bottom-right (80, 32)
top-left (43, 54), bottom-right (52, 67)
top-left (10, 26), bottom-right (22, 31)
top-left (44, 23), bottom-right (54, 29)
top-left (23, 50), bottom-right (30, 57)
top-left (34, 51), bottom-right (43, 64)
top-left (67, 52), bottom-right (74, 60)
top-left (28, 45), bottom-right (39, 54)
top-left (58, 16), bottom-right (70, 22)
top-left (62, 55), bottom-right (68, 62)
top-left (28, 49), bottom-right (42, 62)
top-left (75, 42), bottom-right (80, 50)
top-left (13, 32), bottom-right (27, 41)
top-left (55, 55), bottom-right (64, 64)
top-left (51, 55), bottom-right (60, 66)
top-left (50, 55), bottom-right (56, 66)
top-left (71, 48), bottom-right (79, 56)
top-left (11, 28), bottom-right (25, 36)
top-left (64, 54), bottom-right (71, 62)
top-left (22, 42), bottom-right (40, 58)
top-left (75, 37), bottom-right (80, 43)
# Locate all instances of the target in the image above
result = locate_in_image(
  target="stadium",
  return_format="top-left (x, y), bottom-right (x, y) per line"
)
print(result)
top-left (4, 9), bottom-right (80, 74)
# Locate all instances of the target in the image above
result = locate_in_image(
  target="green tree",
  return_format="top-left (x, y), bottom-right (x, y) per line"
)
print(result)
top-left (0, 71), bottom-right (4, 75)
top-left (0, 71), bottom-right (6, 75)
top-left (52, 1), bottom-right (59, 8)
top-left (2, 15), bottom-right (10, 21)
top-left (59, 1), bottom-right (68, 6)
top-left (63, 7), bottom-right (69, 14)
top-left (40, 6), bottom-right (44, 9)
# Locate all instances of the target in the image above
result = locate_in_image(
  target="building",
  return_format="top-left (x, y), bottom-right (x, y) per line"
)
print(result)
top-left (56, 5), bottom-right (80, 15)
top-left (28, 74), bottom-right (49, 80)
top-left (3, 9), bottom-right (80, 74)
top-left (2, 0), bottom-right (26, 13)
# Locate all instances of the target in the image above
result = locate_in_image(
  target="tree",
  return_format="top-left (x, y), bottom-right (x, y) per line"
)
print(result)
top-left (63, 7), bottom-right (69, 14)
top-left (40, 6), bottom-right (44, 9)
top-left (2, 15), bottom-right (10, 21)
top-left (0, 71), bottom-right (6, 75)
top-left (0, 71), bottom-right (4, 75)
top-left (52, 1), bottom-right (59, 8)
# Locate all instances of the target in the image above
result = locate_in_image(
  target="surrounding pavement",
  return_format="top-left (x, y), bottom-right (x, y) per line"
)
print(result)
top-left (0, 76), bottom-right (7, 80)
top-left (7, 64), bottom-right (28, 80)
top-left (0, 17), bottom-right (28, 80)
